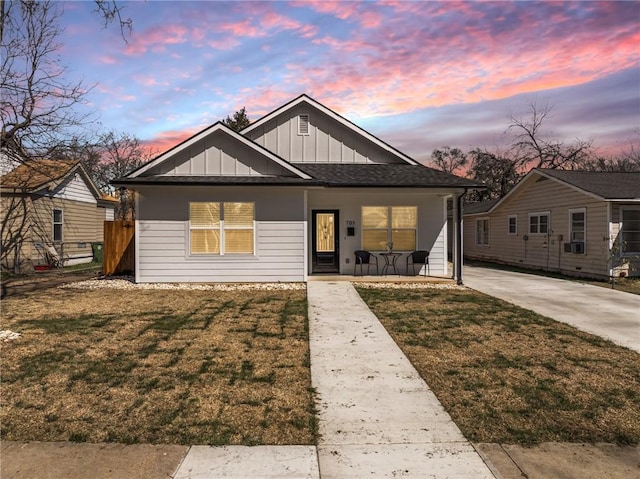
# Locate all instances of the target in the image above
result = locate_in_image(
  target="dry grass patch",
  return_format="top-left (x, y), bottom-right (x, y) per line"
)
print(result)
top-left (356, 286), bottom-right (640, 445)
top-left (1, 286), bottom-right (316, 445)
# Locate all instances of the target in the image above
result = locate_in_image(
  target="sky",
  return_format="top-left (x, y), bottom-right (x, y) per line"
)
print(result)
top-left (58, 0), bottom-right (640, 165)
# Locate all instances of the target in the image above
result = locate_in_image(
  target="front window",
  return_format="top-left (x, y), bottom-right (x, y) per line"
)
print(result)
top-left (476, 218), bottom-right (489, 246)
top-left (621, 208), bottom-right (640, 254)
top-left (53, 209), bottom-right (63, 242)
top-left (189, 202), bottom-right (254, 255)
top-left (529, 212), bottom-right (549, 234)
top-left (362, 206), bottom-right (417, 251)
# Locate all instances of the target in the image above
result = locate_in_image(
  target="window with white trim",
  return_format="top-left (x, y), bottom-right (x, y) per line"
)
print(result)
top-left (476, 218), bottom-right (489, 246)
top-left (569, 208), bottom-right (586, 254)
top-left (189, 202), bottom-right (254, 255)
top-left (508, 215), bottom-right (517, 235)
top-left (53, 209), bottom-right (63, 242)
top-left (298, 114), bottom-right (310, 135)
top-left (529, 212), bottom-right (549, 234)
top-left (362, 206), bottom-right (417, 251)
top-left (620, 207), bottom-right (640, 255)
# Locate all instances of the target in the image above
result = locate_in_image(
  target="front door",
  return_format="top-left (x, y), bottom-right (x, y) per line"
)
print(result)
top-left (312, 210), bottom-right (340, 273)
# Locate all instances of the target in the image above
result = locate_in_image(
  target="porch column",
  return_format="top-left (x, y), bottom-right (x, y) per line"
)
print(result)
top-left (454, 191), bottom-right (465, 285)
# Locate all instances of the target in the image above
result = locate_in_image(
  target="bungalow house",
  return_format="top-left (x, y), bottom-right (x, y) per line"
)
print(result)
top-left (1, 159), bottom-right (117, 272)
top-left (113, 94), bottom-right (482, 283)
top-left (463, 168), bottom-right (640, 279)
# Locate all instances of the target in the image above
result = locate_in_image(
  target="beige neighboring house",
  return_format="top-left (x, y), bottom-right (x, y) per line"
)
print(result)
top-left (463, 168), bottom-right (640, 279)
top-left (1, 159), bottom-right (117, 272)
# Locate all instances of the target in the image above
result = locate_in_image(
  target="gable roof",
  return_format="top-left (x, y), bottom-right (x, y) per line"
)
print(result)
top-left (463, 198), bottom-right (500, 215)
top-left (537, 169), bottom-right (640, 200)
top-left (0, 159), bottom-right (102, 199)
top-left (293, 163), bottom-right (483, 188)
top-left (126, 122), bottom-right (311, 180)
top-left (242, 94), bottom-right (419, 166)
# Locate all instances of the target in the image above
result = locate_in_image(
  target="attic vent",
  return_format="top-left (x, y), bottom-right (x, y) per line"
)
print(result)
top-left (298, 114), bottom-right (310, 135)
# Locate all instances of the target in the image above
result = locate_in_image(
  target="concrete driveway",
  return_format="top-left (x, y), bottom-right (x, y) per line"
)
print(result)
top-left (463, 265), bottom-right (640, 354)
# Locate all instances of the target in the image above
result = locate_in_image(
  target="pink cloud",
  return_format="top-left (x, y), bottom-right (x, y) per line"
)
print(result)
top-left (124, 23), bottom-right (189, 56)
top-left (99, 55), bottom-right (118, 65)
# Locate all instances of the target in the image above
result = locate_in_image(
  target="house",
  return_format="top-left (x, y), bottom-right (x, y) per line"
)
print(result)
top-left (0, 159), bottom-right (117, 272)
top-left (113, 94), bottom-right (483, 283)
top-left (463, 168), bottom-right (640, 279)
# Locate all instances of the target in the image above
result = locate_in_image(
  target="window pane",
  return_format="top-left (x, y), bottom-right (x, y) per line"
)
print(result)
top-left (225, 229), bottom-right (254, 254)
top-left (53, 224), bottom-right (62, 242)
top-left (362, 207), bottom-right (388, 229)
top-left (191, 230), bottom-right (220, 254)
top-left (190, 203), bottom-right (220, 227)
top-left (316, 213), bottom-right (335, 252)
top-left (224, 202), bottom-right (253, 227)
top-left (53, 209), bottom-right (63, 223)
top-left (392, 229), bottom-right (416, 251)
top-left (391, 207), bottom-right (417, 228)
top-left (362, 230), bottom-right (387, 251)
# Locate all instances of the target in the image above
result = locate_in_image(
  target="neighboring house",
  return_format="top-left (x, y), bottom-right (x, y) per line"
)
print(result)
top-left (113, 94), bottom-right (482, 283)
top-left (463, 168), bottom-right (640, 279)
top-left (1, 159), bottom-right (117, 272)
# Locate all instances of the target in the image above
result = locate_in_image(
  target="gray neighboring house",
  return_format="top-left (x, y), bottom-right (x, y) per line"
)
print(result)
top-left (463, 168), bottom-right (640, 279)
top-left (114, 94), bottom-right (483, 283)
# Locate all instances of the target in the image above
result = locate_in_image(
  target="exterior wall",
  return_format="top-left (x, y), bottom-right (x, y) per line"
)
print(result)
top-left (144, 131), bottom-right (292, 177)
top-left (464, 175), bottom-right (611, 279)
top-left (307, 189), bottom-right (450, 276)
top-left (135, 186), bottom-right (306, 283)
top-left (245, 103), bottom-right (403, 164)
top-left (610, 203), bottom-right (640, 277)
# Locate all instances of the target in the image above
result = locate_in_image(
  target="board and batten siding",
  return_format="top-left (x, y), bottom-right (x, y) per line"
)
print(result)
top-left (143, 131), bottom-right (293, 177)
top-left (244, 103), bottom-right (403, 165)
top-left (464, 175), bottom-right (611, 278)
top-left (136, 186), bottom-right (306, 283)
top-left (307, 189), bottom-right (450, 276)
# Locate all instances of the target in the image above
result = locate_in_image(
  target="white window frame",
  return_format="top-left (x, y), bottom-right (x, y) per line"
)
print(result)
top-left (476, 218), bottom-right (489, 246)
top-left (620, 206), bottom-right (640, 256)
top-left (569, 207), bottom-right (586, 254)
top-left (188, 202), bottom-right (255, 256)
top-left (508, 215), bottom-right (517, 235)
top-left (298, 114), bottom-right (310, 136)
top-left (53, 208), bottom-right (63, 242)
top-left (361, 206), bottom-right (417, 252)
top-left (528, 211), bottom-right (550, 235)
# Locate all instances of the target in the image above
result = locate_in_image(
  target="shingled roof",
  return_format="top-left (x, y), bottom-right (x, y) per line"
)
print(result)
top-left (0, 159), bottom-right (78, 191)
top-left (537, 169), bottom-right (640, 200)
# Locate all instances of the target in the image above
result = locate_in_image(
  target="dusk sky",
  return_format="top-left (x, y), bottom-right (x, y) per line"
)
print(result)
top-left (59, 0), bottom-right (640, 165)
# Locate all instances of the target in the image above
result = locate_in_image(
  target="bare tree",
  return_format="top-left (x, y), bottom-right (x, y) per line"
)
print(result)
top-left (466, 148), bottom-right (520, 201)
top-left (508, 101), bottom-right (593, 171)
top-left (430, 146), bottom-right (468, 175)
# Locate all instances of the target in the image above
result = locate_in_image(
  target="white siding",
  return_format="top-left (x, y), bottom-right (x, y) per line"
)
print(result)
top-left (46, 173), bottom-right (97, 205)
top-left (307, 189), bottom-right (451, 276)
top-left (245, 103), bottom-right (404, 165)
top-left (136, 186), bottom-right (305, 282)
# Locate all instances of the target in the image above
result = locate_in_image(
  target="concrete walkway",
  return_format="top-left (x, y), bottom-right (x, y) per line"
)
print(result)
top-left (307, 281), bottom-right (495, 478)
top-left (463, 266), bottom-right (640, 353)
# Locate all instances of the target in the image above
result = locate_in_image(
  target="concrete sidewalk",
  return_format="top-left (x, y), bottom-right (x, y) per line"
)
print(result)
top-left (463, 266), bottom-right (640, 353)
top-left (307, 281), bottom-right (494, 478)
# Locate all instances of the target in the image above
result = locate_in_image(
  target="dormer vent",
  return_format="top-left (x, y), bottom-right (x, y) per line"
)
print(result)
top-left (298, 114), bottom-right (310, 135)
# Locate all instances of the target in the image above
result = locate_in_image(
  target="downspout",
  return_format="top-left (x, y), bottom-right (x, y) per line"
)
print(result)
top-left (455, 189), bottom-right (467, 285)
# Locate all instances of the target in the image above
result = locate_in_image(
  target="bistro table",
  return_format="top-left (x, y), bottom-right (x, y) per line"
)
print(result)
top-left (380, 252), bottom-right (402, 275)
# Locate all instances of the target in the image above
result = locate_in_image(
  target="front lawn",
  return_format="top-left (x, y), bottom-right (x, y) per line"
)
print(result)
top-left (0, 284), bottom-right (316, 445)
top-left (356, 285), bottom-right (640, 445)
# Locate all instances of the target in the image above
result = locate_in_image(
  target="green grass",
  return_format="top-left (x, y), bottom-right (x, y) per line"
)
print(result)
top-left (357, 285), bottom-right (640, 445)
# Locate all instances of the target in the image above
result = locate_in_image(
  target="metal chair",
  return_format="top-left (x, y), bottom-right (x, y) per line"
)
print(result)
top-left (354, 250), bottom-right (379, 276)
top-left (406, 250), bottom-right (429, 276)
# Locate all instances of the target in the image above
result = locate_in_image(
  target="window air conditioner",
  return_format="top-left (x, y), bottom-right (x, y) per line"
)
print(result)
top-left (570, 242), bottom-right (585, 254)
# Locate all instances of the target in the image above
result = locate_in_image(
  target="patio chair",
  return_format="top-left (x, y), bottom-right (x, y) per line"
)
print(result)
top-left (406, 250), bottom-right (429, 276)
top-left (354, 250), bottom-right (379, 276)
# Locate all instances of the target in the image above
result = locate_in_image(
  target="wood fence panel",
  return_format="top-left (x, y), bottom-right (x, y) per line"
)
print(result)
top-left (104, 220), bottom-right (135, 275)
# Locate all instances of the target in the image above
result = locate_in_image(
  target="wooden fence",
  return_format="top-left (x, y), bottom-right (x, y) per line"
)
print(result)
top-left (103, 220), bottom-right (135, 276)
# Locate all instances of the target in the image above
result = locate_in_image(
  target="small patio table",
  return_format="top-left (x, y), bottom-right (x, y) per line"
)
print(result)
top-left (380, 252), bottom-right (402, 275)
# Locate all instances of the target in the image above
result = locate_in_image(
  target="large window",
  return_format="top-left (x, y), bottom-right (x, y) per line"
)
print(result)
top-left (53, 209), bottom-right (63, 242)
top-left (621, 207), bottom-right (640, 255)
top-left (362, 206), bottom-right (417, 251)
top-left (476, 218), bottom-right (489, 246)
top-left (190, 202), bottom-right (254, 255)
top-left (529, 212), bottom-right (549, 234)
